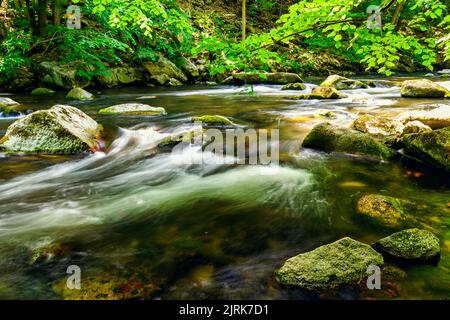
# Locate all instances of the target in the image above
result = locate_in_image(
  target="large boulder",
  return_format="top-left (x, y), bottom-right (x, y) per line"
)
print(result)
top-left (397, 105), bottom-right (450, 129)
top-left (66, 88), bottom-right (94, 100)
top-left (98, 103), bottom-right (167, 116)
top-left (0, 105), bottom-right (100, 153)
top-left (222, 72), bottom-right (303, 85)
top-left (400, 79), bottom-right (450, 98)
top-left (275, 237), bottom-right (384, 290)
top-left (37, 61), bottom-right (90, 89)
top-left (356, 194), bottom-right (418, 228)
top-left (352, 114), bottom-right (404, 138)
top-left (374, 228), bottom-right (440, 264)
top-left (293, 87), bottom-right (347, 100)
top-left (97, 67), bottom-right (144, 88)
top-left (320, 75), bottom-right (369, 90)
top-left (142, 54), bottom-right (187, 83)
top-left (302, 122), bottom-right (396, 160)
top-left (401, 126), bottom-right (450, 172)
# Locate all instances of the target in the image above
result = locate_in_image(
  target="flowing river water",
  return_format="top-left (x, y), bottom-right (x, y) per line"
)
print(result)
top-left (0, 76), bottom-right (449, 299)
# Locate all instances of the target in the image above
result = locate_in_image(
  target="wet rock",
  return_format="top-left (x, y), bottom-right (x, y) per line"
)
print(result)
top-left (192, 115), bottom-right (235, 126)
top-left (222, 72), bottom-right (303, 85)
top-left (400, 79), bottom-right (450, 98)
top-left (98, 103), bottom-right (167, 116)
top-left (167, 78), bottom-right (183, 87)
top-left (0, 97), bottom-right (19, 106)
top-left (292, 87), bottom-right (347, 100)
top-left (0, 99), bottom-right (31, 117)
top-left (142, 54), bottom-right (188, 83)
top-left (320, 75), bottom-right (368, 90)
top-left (181, 58), bottom-right (200, 79)
top-left (30, 243), bottom-right (70, 264)
top-left (352, 114), bottom-right (404, 138)
top-left (397, 105), bottom-right (450, 129)
top-left (37, 61), bottom-right (90, 89)
top-left (401, 121), bottom-right (432, 135)
top-left (31, 87), bottom-right (55, 96)
top-left (401, 126), bottom-right (450, 172)
top-left (148, 74), bottom-right (171, 86)
top-left (374, 228), bottom-right (440, 264)
top-left (0, 105), bottom-right (101, 153)
top-left (66, 87), bottom-right (94, 100)
top-left (97, 67), bottom-right (144, 88)
top-left (275, 237), bottom-right (384, 290)
top-left (356, 194), bottom-right (417, 228)
top-left (302, 122), bottom-right (396, 160)
top-left (437, 69), bottom-right (450, 75)
top-left (281, 82), bottom-right (306, 90)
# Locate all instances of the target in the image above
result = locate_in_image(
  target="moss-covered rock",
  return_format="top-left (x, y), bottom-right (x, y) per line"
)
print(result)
top-left (397, 105), bottom-right (450, 129)
top-left (281, 82), bottom-right (306, 90)
top-left (30, 243), bottom-right (70, 264)
top-left (0, 97), bottom-right (19, 106)
top-left (97, 66), bottom-right (144, 88)
top-left (0, 98), bottom-right (32, 117)
top-left (222, 72), bottom-right (303, 85)
top-left (37, 61), bottom-right (90, 89)
top-left (400, 79), bottom-right (450, 98)
top-left (31, 87), bottom-right (56, 96)
top-left (401, 121), bottom-right (432, 135)
top-left (98, 103), bottom-right (167, 116)
top-left (401, 126), bottom-right (450, 172)
top-left (148, 74), bottom-right (171, 86)
top-left (352, 114), bottom-right (404, 138)
top-left (320, 75), bottom-right (369, 90)
top-left (374, 228), bottom-right (441, 264)
top-left (142, 54), bottom-right (187, 83)
top-left (292, 87), bottom-right (347, 100)
top-left (356, 194), bottom-right (418, 228)
top-left (191, 115), bottom-right (235, 126)
top-left (66, 87), bottom-right (94, 100)
top-left (0, 105), bottom-right (101, 153)
top-left (302, 122), bottom-right (396, 160)
top-left (167, 78), bottom-right (183, 87)
top-left (275, 237), bottom-right (384, 290)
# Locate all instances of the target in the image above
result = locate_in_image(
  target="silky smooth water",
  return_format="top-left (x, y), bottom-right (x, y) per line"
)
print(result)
top-left (0, 77), bottom-right (449, 299)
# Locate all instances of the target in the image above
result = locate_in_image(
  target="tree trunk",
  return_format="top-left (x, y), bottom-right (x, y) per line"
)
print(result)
top-left (38, 0), bottom-right (48, 36)
top-left (391, 0), bottom-right (407, 30)
top-left (52, 0), bottom-right (63, 26)
top-left (242, 0), bottom-right (246, 41)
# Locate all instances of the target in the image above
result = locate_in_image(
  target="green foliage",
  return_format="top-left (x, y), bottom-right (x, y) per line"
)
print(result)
top-left (0, 31), bottom-right (32, 81)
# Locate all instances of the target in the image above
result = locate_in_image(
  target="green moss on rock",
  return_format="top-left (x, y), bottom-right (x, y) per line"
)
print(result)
top-left (352, 114), bottom-right (404, 138)
top-left (98, 103), bottom-right (167, 116)
top-left (400, 79), bottom-right (450, 98)
top-left (356, 194), bottom-right (418, 228)
top-left (31, 87), bottom-right (55, 96)
top-left (302, 122), bottom-right (396, 160)
top-left (401, 126), bottom-right (450, 172)
top-left (66, 87), bottom-right (94, 100)
top-left (375, 228), bottom-right (441, 264)
top-left (320, 75), bottom-right (368, 90)
top-left (191, 115), bottom-right (235, 126)
top-left (275, 237), bottom-right (384, 290)
top-left (292, 86), bottom-right (347, 100)
top-left (281, 82), bottom-right (306, 90)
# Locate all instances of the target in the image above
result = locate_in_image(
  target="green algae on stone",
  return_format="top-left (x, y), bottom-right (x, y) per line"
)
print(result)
top-left (30, 243), bottom-right (70, 264)
top-left (31, 87), bottom-right (55, 96)
top-left (191, 115), bottom-right (235, 126)
top-left (98, 103), bottom-right (167, 116)
top-left (281, 82), bottom-right (306, 90)
top-left (356, 194), bottom-right (418, 228)
top-left (375, 228), bottom-right (441, 264)
top-left (292, 86), bottom-right (347, 100)
top-left (302, 122), bottom-right (396, 160)
top-left (401, 126), bottom-right (450, 172)
top-left (0, 105), bottom-right (100, 153)
top-left (275, 237), bottom-right (384, 290)
top-left (400, 79), bottom-right (450, 98)
top-left (320, 74), bottom-right (369, 90)
top-left (66, 87), bottom-right (94, 100)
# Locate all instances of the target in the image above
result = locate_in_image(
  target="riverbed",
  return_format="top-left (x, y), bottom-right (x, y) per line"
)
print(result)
top-left (0, 75), bottom-right (449, 299)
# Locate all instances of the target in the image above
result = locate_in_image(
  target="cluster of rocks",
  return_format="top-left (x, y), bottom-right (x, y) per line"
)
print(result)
top-left (275, 228), bottom-right (441, 291)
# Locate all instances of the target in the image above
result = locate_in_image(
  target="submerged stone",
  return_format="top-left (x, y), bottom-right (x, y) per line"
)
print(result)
top-left (0, 105), bottom-right (100, 153)
top-left (31, 87), bottom-right (56, 96)
top-left (191, 115), bottom-right (235, 126)
top-left (281, 82), bottom-right (306, 90)
top-left (356, 194), bottom-right (417, 228)
top-left (302, 122), bottom-right (396, 160)
top-left (400, 79), bottom-right (450, 98)
top-left (401, 126), bottom-right (450, 172)
top-left (320, 75), bottom-right (368, 90)
top-left (66, 87), bottom-right (94, 100)
top-left (397, 105), bottom-right (450, 129)
top-left (374, 228), bottom-right (441, 264)
top-left (98, 103), bottom-right (167, 116)
top-left (275, 237), bottom-right (384, 290)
